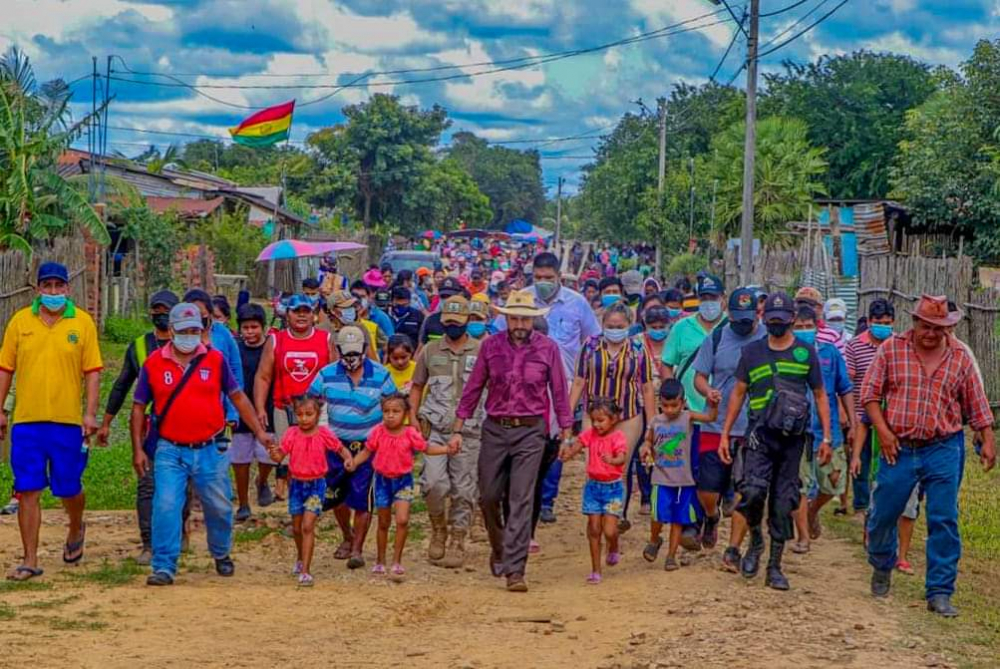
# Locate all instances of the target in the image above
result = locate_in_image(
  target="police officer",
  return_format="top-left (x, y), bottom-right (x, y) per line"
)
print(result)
top-left (719, 292), bottom-right (832, 590)
top-left (409, 295), bottom-right (485, 567)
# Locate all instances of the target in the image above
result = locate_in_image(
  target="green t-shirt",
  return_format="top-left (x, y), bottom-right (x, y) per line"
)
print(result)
top-left (661, 316), bottom-right (715, 412)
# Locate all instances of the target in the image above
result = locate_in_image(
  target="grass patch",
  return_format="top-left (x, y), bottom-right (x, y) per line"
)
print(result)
top-left (63, 559), bottom-right (144, 587)
top-left (825, 441), bottom-right (1000, 669)
top-left (24, 615), bottom-right (108, 632)
top-left (21, 594), bottom-right (82, 610)
top-left (0, 580), bottom-right (53, 594)
top-left (0, 602), bottom-right (15, 620)
top-left (233, 526), bottom-right (275, 545)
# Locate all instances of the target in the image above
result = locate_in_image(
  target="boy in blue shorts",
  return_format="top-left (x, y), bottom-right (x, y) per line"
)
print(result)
top-left (640, 379), bottom-right (718, 571)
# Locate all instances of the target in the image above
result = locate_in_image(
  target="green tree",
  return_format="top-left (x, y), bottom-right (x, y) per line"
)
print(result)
top-left (707, 116), bottom-right (828, 243)
top-left (447, 132), bottom-right (545, 227)
top-left (0, 46), bottom-right (107, 252)
top-left (402, 158), bottom-right (491, 233)
top-left (761, 51), bottom-right (936, 199)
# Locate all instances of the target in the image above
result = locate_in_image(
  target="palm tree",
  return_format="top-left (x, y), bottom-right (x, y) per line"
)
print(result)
top-left (0, 46), bottom-right (108, 253)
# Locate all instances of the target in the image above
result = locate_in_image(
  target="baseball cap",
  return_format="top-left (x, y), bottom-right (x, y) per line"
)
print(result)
top-left (183, 288), bottom-right (212, 307)
top-left (621, 270), bottom-right (643, 296)
top-left (336, 325), bottom-right (366, 355)
top-left (824, 298), bottom-right (848, 321)
top-left (794, 286), bottom-right (823, 305)
top-left (416, 267), bottom-right (432, 278)
top-left (169, 302), bottom-right (204, 331)
top-left (441, 295), bottom-right (470, 325)
top-left (763, 292), bottom-right (795, 324)
top-left (285, 293), bottom-right (314, 311)
top-left (38, 261), bottom-right (69, 284)
top-left (697, 274), bottom-right (724, 297)
top-left (397, 269), bottom-right (414, 283)
top-left (439, 276), bottom-right (464, 298)
top-left (469, 292), bottom-right (491, 319)
top-left (392, 286), bottom-right (411, 301)
top-left (150, 290), bottom-right (179, 309)
top-left (728, 288), bottom-right (757, 321)
top-left (331, 290), bottom-right (358, 309)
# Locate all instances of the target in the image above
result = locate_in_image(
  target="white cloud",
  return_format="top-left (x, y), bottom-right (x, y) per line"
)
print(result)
top-left (863, 31), bottom-right (964, 66)
top-left (629, 0), bottom-right (733, 48)
top-left (291, 3), bottom-right (448, 53)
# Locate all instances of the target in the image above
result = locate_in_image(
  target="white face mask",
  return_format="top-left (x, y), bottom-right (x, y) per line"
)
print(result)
top-left (173, 334), bottom-right (201, 353)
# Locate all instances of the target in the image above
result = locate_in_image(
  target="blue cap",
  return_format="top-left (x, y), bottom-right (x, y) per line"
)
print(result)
top-left (285, 293), bottom-right (314, 311)
top-left (38, 261), bottom-right (68, 284)
top-left (728, 288), bottom-right (757, 321)
top-left (697, 274), bottom-right (724, 297)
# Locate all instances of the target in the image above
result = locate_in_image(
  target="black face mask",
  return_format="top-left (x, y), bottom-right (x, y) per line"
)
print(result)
top-left (767, 322), bottom-right (791, 338)
top-left (151, 313), bottom-right (170, 332)
top-left (201, 316), bottom-right (211, 329)
top-left (730, 319), bottom-right (755, 337)
top-left (444, 323), bottom-right (467, 340)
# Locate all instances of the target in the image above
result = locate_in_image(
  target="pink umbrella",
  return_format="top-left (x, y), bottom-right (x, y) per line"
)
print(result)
top-left (256, 239), bottom-right (367, 262)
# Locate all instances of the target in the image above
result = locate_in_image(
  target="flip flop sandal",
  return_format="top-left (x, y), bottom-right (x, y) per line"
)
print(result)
top-left (291, 561), bottom-right (304, 576)
top-left (643, 537), bottom-right (664, 563)
top-left (7, 565), bottom-right (44, 581)
top-left (790, 541), bottom-right (810, 554)
top-left (333, 541), bottom-right (352, 560)
top-left (297, 573), bottom-right (314, 587)
top-left (390, 564), bottom-right (406, 581)
top-left (586, 572), bottom-right (602, 584)
top-left (63, 523), bottom-right (86, 564)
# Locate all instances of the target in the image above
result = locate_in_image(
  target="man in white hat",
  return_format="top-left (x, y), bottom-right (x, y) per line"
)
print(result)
top-left (452, 290), bottom-right (572, 592)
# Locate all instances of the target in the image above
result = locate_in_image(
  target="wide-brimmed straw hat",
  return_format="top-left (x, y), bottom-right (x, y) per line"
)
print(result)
top-left (496, 289), bottom-right (550, 317)
top-left (910, 294), bottom-right (962, 327)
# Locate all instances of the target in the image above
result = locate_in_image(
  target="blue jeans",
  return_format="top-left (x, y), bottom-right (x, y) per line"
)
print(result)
top-left (866, 432), bottom-right (963, 599)
top-left (152, 440), bottom-right (233, 576)
top-left (540, 460), bottom-right (561, 509)
top-left (852, 431), bottom-right (874, 511)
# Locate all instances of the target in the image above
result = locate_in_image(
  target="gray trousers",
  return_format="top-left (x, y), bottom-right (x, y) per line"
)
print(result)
top-left (421, 427), bottom-right (481, 531)
top-left (478, 418), bottom-right (546, 577)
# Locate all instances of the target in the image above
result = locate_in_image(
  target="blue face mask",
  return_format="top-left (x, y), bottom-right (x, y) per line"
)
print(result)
top-left (466, 321), bottom-right (487, 338)
top-left (340, 307), bottom-right (357, 323)
top-left (870, 323), bottom-right (893, 341)
top-left (647, 328), bottom-right (668, 342)
top-left (601, 294), bottom-right (621, 308)
top-left (699, 300), bottom-right (722, 322)
top-left (603, 327), bottom-right (629, 343)
top-left (40, 293), bottom-right (67, 311)
top-left (827, 320), bottom-right (845, 333)
top-left (794, 328), bottom-right (817, 345)
top-left (666, 308), bottom-right (682, 319)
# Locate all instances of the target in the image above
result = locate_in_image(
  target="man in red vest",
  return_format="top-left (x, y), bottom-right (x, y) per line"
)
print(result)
top-left (253, 294), bottom-right (331, 500)
top-left (131, 303), bottom-right (270, 586)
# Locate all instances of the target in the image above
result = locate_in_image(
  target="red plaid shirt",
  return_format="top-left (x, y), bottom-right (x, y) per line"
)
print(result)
top-left (860, 332), bottom-right (993, 440)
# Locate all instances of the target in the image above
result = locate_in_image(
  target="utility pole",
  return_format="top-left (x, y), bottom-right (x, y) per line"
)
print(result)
top-left (555, 176), bottom-right (564, 249)
top-left (656, 97), bottom-right (666, 277)
top-left (739, 0), bottom-right (760, 285)
top-left (688, 156), bottom-right (696, 242)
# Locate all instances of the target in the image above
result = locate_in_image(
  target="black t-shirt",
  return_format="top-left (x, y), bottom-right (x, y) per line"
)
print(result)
top-left (236, 338), bottom-right (274, 433)
top-left (392, 306), bottom-right (425, 344)
top-left (735, 338), bottom-right (823, 425)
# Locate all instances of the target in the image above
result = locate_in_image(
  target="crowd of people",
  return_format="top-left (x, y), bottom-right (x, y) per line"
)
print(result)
top-left (0, 239), bottom-right (995, 616)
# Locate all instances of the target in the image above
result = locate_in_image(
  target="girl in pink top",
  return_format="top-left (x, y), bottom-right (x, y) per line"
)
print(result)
top-left (560, 398), bottom-right (628, 584)
top-left (350, 394), bottom-right (449, 579)
top-left (269, 396), bottom-right (351, 587)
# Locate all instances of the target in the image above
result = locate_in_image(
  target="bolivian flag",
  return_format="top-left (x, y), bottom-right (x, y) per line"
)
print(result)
top-left (229, 100), bottom-right (294, 147)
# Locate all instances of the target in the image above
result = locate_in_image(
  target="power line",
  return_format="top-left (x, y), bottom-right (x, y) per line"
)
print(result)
top-left (709, 11), bottom-right (745, 83)
top-left (757, 0), bottom-right (849, 59)
top-left (759, 0), bottom-right (831, 51)
top-left (761, 0), bottom-right (811, 16)
top-left (718, 0), bottom-right (749, 38)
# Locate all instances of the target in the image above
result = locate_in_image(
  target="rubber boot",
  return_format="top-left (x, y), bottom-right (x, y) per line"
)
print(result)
top-left (440, 530), bottom-right (467, 568)
top-left (428, 513), bottom-right (448, 562)
top-left (740, 525), bottom-right (765, 579)
top-left (765, 538), bottom-right (790, 591)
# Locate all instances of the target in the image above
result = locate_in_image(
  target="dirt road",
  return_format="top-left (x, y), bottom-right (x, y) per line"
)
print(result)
top-left (0, 459), bottom-right (956, 669)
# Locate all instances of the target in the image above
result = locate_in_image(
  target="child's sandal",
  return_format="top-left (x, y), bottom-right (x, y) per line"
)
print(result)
top-left (390, 564), bottom-right (405, 581)
top-left (663, 556), bottom-right (680, 571)
top-left (297, 573), bottom-right (314, 587)
top-left (291, 561), bottom-right (303, 576)
top-left (371, 564), bottom-right (386, 576)
top-left (605, 551), bottom-right (621, 567)
top-left (586, 572), bottom-right (602, 585)
top-left (642, 537), bottom-right (664, 563)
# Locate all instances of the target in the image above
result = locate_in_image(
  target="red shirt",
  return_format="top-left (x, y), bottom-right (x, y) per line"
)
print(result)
top-left (366, 424), bottom-right (427, 478)
top-left (271, 328), bottom-right (330, 408)
top-left (579, 428), bottom-right (627, 482)
top-left (134, 345), bottom-right (239, 444)
top-left (280, 426), bottom-right (345, 480)
top-left (860, 331), bottom-right (993, 440)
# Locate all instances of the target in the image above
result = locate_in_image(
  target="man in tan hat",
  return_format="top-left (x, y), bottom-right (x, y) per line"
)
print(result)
top-left (861, 294), bottom-right (995, 617)
top-left (409, 295), bottom-right (485, 567)
top-left (322, 291), bottom-right (379, 361)
top-left (452, 290), bottom-right (572, 592)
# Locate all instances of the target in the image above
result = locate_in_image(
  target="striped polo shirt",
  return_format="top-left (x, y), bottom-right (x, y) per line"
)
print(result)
top-left (843, 331), bottom-right (880, 421)
top-left (307, 359), bottom-right (397, 444)
top-left (576, 335), bottom-right (653, 420)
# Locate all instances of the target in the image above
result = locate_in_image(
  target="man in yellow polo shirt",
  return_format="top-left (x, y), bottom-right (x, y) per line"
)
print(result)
top-left (0, 262), bottom-right (102, 581)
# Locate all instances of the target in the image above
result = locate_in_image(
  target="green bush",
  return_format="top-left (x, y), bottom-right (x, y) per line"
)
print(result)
top-left (103, 315), bottom-right (148, 344)
top-left (666, 252), bottom-right (709, 278)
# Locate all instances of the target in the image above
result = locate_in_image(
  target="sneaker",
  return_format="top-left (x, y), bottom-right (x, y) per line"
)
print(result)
top-left (586, 572), bottom-right (602, 584)
top-left (539, 507), bottom-right (557, 524)
top-left (257, 484), bottom-right (275, 508)
top-left (895, 559), bottom-right (915, 576)
top-left (606, 551), bottom-right (621, 567)
top-left (146, 571), bottom-right (174, 586)
top-left (215, 556), bottom-right (235, 577)
top-left (235, 506), bottom-right (251, 523)
top-left (136, 548), bottom-right (152, 566)
top-left (347, 555), bottom-right (365, 570)
top-left (871, 568), bottom-right (892, 597)
top-left (297, 573), bottom-right (314, 587)
top-left (371, 563), bottom-right (386, 576)
top-left (0, 499), bottom-right (18, 515)
top-left (663, 556), bottom-right (679, 571)
top-left (721, 546), bottom-right (742, 573)
top-left (926, 595), bottom-right (958, 618)
top-left (702, 514), bottom-right (720, 549)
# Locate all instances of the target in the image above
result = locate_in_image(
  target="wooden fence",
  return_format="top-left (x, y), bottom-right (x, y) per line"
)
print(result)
top-left (248, 229), bottom-right (378, 297)
top-left (0, 232), bottom-right (90, 329)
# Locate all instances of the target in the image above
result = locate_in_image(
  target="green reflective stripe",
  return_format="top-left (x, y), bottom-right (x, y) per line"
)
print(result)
top-left (749, 389), bottom-right (773, 410)
top-left (775, 361), bottom-right (810, 376)
top-left (135, 334), bottom-right (149, 367)
top-left (748, 365), bottom-right (772, 383)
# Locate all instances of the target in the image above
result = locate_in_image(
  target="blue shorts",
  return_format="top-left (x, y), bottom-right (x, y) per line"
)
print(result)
top-left (11, 422), bottom-right (88, 497)
top-left (652, 485), bottom-right (702, 525)
top-left (288, 478), bottom-right (327, 516)
top-left (373, 473), bottom-right (416, 509)
top-left (325, 444), bottom-right (374, 512)
top-left (581, 479), bottom-right (624, 517)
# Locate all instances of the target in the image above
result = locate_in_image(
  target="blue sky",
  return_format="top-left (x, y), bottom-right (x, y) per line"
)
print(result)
top-left (3, 0), bottom-right (997, 194)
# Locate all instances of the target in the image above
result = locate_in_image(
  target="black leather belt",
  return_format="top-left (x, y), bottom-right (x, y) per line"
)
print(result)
top-left (168, 439), bottom-right (215, 449)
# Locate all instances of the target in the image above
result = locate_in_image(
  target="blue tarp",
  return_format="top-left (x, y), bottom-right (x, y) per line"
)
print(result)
top-left (505, 219), bottom-right (533, 234)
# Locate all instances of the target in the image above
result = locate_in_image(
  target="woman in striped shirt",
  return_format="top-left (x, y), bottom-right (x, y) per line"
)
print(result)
top-left (568, 302), bottom-right (657, 527)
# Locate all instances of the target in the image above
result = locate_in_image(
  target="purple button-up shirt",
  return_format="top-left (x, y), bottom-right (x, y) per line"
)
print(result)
top-left (456, 331), bottom-right (572, 430)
